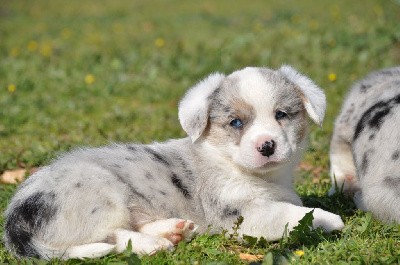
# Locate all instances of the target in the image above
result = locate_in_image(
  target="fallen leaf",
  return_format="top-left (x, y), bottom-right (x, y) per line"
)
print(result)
top-left (311, 166), bottom-right (323, 177)
top-left (312, 177), bottom-right (331, 184)
top-left (297, 162), bottom-right (313, 171)
top-left (239, 253), bottom-right (264, 262)
top-left (0, 169), bottom-right (27, 184)
top-left (29, 167), bottom-right (39, 175)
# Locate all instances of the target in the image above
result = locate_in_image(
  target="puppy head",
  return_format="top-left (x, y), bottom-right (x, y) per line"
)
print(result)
top-left (179, 66), bottom-right (326, 172)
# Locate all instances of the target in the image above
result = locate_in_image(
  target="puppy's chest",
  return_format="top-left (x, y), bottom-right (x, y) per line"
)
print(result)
top-left (200, 169), bottom-right (270, 200)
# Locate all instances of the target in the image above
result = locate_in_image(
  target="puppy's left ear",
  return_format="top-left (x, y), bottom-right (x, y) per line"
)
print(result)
top-left (279, 65), bottom-right (326, 126)
top-left (179, 72), bottom-right (225, 142)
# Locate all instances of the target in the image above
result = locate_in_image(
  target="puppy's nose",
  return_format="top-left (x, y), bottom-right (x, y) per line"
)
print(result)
top-left (257, 140), bottom-right (275, 157)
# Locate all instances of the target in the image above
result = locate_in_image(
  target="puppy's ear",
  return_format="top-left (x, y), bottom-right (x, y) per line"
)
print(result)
top-left (279, 65), bottom-right (326, 126)
top-left (179, 73), bottom-right (225, 142)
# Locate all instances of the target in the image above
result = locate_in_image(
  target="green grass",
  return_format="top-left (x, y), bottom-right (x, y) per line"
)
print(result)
top-left (1, 0), bottom-right (400, 264)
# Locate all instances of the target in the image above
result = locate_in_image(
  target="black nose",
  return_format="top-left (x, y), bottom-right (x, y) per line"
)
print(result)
top-left (257, 140), bottom-right (275, 157)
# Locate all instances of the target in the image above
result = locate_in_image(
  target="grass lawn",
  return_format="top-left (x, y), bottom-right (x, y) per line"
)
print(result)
top-left (1, 0), bottom-right (400, 264)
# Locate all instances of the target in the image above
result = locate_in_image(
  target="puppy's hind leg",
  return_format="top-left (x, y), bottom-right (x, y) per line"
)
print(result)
top-left (139, 218), bottom-right (198, 245)
top-left (62, 243), bottom-right (116, 260)
top-left (113, 229), bottom-right (174, 256)
top-left (329, 133), bottom-right (358, 196)
top-left (356, 178), bottom-right (400, 223)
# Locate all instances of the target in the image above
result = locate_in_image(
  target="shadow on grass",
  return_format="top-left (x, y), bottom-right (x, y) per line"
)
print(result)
top-left (301, 191), bottom-right (358, 218)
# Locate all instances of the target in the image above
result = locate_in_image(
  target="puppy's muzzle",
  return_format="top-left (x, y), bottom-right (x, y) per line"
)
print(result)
top-left (257, 140), bottom-right (276, 157)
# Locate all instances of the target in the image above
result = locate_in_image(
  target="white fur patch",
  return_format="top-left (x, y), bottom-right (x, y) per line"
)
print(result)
top-left (279, 65), bottom-right (326, 125)
top-left (114, 229), bottom-right (174, 255)
top-left (64, 243), bottom-right (116, 259)
top-left (139, 218), bottom-right (198, 242)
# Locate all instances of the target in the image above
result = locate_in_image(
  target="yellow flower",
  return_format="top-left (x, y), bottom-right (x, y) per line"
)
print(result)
top-left (154, 38), bottom-right (165, 48)
top-left (27, 41), bottom-right (38, 52)
top-left (291, 15), bottom-right (301, 24)
top-left (308, 19), bottom-right (319, 30)
top-left (85, 74), bottom-right (95, 85)
top-left (40, 43), bottom-right (53, 57)
top-left (328, 73), bottom-right (337, 82)
top-left (294, 250), bottom-right (304, 257)
top-left (10, 47), bottom-right (20, 57)
top-left (252, 21), bottom-right (263, 32)
top-left (61, 28), bottom-right (72, 39)
top-left (113, 23), bottom-right (124, 33)
top-left (330, 6), bottom-right (340, 21)
top-left (8, 84), bottom-right (16, 93)
top-left (373, 5), bottom-right (383, 16)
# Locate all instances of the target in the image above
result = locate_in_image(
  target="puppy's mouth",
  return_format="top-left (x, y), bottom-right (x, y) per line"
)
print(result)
top-left (233, 145), bottom-right (292, 172)
top-left (257, 159), bottom-right (286, 170)
top-left (237, 156), bottom-right (287, 172)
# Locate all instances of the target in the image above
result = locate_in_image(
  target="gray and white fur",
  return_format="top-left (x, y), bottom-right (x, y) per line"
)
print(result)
top-left (330, 66), bottom-right (400, 223)
top-left (4, 66), bottom-right (344, 260)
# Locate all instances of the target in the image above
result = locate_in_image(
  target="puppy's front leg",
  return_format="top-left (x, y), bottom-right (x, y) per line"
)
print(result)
top-left (237, 200), bottom-right (344, 240)
top-left (240, 200), bottom-right (344, 240)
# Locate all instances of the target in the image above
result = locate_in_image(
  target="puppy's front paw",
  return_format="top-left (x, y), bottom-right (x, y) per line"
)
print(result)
top-left (312, 208), bottom-right (344, 232)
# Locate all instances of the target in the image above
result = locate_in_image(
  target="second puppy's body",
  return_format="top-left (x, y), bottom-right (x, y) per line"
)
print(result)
top-left (5, 66), bottom-right (344, 260)
top-left (330, 66), bottom-right (400, 223)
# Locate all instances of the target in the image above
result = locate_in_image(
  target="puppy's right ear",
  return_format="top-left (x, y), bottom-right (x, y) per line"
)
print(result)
top-left (178, 73), bottom-right (225, 143)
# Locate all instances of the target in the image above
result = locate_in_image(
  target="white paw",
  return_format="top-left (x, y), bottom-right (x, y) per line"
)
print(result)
top-left (139, 218), bottom-right (198, 245)
top-left (312, 208), bottom-right (345, 232)
top-left (329, 173), bottom-right (360, 196)
top-left (114, 229), bottom-right (174, 255)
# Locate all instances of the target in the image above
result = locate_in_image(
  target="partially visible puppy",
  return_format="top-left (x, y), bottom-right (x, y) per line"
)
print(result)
top-left (4, 66), bottom-right (344, 260)
top-left (330, 66), bottom-right (400, 223)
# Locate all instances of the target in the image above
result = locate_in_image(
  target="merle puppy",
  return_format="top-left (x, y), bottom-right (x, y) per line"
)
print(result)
top-left (330, 66), bottom-right (400, 223)
top-left (5, 66), bottom-right (344, 260)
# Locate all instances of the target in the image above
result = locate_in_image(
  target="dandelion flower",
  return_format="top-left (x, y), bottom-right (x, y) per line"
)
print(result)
top-left (61, 28), bottom-right (72, 39)
top-left (252, 21), bottom-right (263, 32)
top-left (85, 74), bottom-right (95, 85)
top-left (10, 47), bottom-right (20, 57)
top-left (373, 5), bottom-right (383, 16)
top-left (328, 73), bottom-right (337, 82)
top-left (308, 19), bottom-right (319, 30)
top-left (8, 84), bottom-right (16, 93)
top-left (27, 41), bottom-right (38, 52)
top-left (155, 38), bottom-right (165, 48)
top-left (113, 23), bottom-right (124, 33)
top-left (330, 6), bottom-right (340, 21)
top-left (40, 43), bottom-right (53, 57)
top-left (294, 250), bottom-right (304, 257)
top-left (291, 15), bottom-right (301, 24)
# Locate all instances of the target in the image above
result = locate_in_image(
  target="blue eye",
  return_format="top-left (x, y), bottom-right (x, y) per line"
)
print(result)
top-left (230, 118), bottom-right (243, 129)
top-left (275, 110), bottom-right (288, 120)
